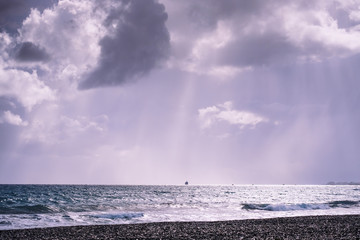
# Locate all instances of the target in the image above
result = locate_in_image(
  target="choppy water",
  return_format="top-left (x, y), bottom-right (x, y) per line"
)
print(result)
top-left (0, 184), bottom-right (360, 230)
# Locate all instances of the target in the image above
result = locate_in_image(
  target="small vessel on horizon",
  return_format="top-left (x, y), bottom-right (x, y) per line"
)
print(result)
top-left (185, 181), bottom-right (188, 185)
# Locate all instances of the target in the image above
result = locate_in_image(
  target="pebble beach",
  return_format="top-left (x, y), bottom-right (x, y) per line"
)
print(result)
top-left (1, 214), bottom-right (360, 239)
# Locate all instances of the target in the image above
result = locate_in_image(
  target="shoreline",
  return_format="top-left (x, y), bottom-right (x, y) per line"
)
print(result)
top-left (1, 215), bottom-right (360, 239)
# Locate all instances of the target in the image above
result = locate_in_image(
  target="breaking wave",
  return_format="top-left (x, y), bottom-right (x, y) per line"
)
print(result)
top-left (242, 200), bottom-right (360, 211)
top-left (242, 203), bottom-right (329, 211)
top-left (90, 212), bottom-right (144, 220)
top-left (0, 205), bottom-right (55, 215)
top-left (328, 200), bottom-right (359, 208)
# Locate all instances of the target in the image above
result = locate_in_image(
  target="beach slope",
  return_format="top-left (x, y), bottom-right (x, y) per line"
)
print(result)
top-left (1, 215), bottom-right (360, 239)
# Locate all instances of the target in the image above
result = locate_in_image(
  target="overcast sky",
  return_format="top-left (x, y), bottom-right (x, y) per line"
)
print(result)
top-left (1, 0), bottom-right (360, 184)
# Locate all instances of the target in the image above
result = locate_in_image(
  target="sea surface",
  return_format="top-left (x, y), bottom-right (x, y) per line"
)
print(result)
top-left (1, 184), bottom-right (360, 230)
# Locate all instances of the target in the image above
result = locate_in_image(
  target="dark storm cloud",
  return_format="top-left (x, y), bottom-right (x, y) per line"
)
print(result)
top-left (14, 42), bottom-right (50, 62)
top-left (79, 0), bottom-right (170, 90)
top-left (0, 0), bottom-right (57, 34)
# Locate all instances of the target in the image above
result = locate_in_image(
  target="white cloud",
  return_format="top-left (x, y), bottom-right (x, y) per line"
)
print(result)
top-left (169, 20), bottom-right (249, 78)
top-left (0, 111), bottom-right (28, 126)
top-left (0, 32), bottom-right (12, 61)
top-left (282, 3), bottom-right (360, 58)
top-left (198, 101), bottom-right (268, 129)
top-left (0, 68), bottom-right (55, 111)
top-left (198, 105), bottom-right (220, 129)
top-left (15, 0), bottom-right (107, 97)
top-left (349, 10), bottom-right (360, 22)
top-left (335, 0), bottom-right (360, 23)
top-left (0, 0), bottom-right (108, 114)
top-left (22, 107), bottom-right (108, 144)
top-left (8, 0), bottom-right (170, 93)
top-left (20, 0), bottom-right (105, 69)
top-left (191, 21), bottom-right (233, 59)
top-left (217, 110), bottom-right (267, 127)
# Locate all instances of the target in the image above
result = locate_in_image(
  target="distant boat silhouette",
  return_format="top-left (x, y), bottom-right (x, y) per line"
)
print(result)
top-left (185, 181), bottom-right (188, 185)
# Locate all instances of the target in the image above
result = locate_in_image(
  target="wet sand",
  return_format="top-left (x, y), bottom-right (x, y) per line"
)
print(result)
top-left (1, 214), bottom-right (360, 239)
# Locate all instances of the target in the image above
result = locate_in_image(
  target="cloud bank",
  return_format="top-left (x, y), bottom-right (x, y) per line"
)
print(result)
top-left (166, 0), bottom-right (360, 76)
top-left (0, 0), bottom-right (171, 115)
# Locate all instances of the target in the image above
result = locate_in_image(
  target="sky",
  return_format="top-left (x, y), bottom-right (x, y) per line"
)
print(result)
top-left (1, 0), bottom-right (360, 185)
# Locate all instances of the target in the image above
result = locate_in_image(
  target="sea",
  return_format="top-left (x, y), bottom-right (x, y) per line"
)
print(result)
top-left (1, 184), bottom-right (360, 230)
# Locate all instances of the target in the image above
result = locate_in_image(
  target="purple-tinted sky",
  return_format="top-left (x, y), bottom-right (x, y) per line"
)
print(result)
top-left (1, 0), bottom-right (360, 184)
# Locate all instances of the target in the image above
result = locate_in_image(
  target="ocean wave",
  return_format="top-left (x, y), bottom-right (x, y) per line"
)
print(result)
top-left (242, 203), bottom-right (329, 211)
top-left (1, 185), bottom-right (360, 230)
top-left (328, 200), bottom-right (359, 208)
top-left (0, 205), bottom-right (55, 214)
top-left (90, 212), bottom-right (144, 220)
top-left (153, 191), bottom-right (172, 194)
top-left (0, 220), bottom-right (12, 226)
top-left (242, 200), bottom-right (360, 212)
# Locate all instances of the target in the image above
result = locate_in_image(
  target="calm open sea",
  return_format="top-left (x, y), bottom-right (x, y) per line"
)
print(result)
top-left (1, 184), bottom-right (360, 230)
